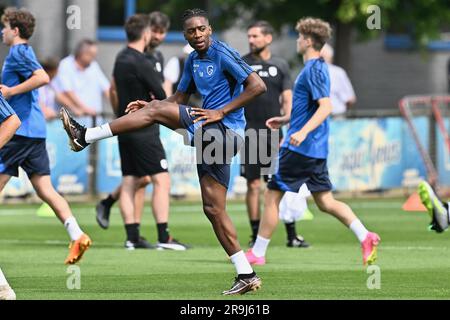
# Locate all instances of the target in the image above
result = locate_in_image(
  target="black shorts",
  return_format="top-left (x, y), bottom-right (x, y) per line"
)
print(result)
top-left (0, 135), bottom-right (51, 177)
top-left (179, 105), bottom-right (243, 189)
top-left (240, 129), bottom-right (280, 181)
top-left (267, 147), bottom-right (332, 193)
top-left (118, 134), bottom-right (168, 177)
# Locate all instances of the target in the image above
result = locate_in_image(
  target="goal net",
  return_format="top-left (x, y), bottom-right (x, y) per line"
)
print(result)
top-left (399, 95), bottom-right (450, 190)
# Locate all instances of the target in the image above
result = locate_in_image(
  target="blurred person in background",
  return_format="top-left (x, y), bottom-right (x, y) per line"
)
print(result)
top-left (53, 39), bottom-right (110, 126)
top-left (163, 43), bottom-right (194, 97)
top-left (96, 12), bottom-right (188, 250)
top-left (320, 43), bottom-right (356, 118)
top-left (38, 58), bottom-right (73, 120)
top-left (145, 11), bottom-right (170, 83)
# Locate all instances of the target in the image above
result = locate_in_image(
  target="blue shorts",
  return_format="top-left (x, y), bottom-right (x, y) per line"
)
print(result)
top-left (267, 147), bottom-right (332, 193)
top-left (0, 135), bottom-right (51, 178)
top-left (179, 105), bottom-right (242, 189)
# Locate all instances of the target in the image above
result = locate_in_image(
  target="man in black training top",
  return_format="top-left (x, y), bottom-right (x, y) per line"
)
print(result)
top-left (97, 13), bottom-right (188, 250)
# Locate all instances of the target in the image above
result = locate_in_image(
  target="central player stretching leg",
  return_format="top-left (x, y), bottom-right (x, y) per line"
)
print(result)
top-left (246, 17), bottom-right (380, 266)
top-left (60, 9), bottom-right (267, 295)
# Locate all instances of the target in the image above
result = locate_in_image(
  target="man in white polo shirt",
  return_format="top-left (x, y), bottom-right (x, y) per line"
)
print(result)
top-left (54, 39), bottom-right (110, 126)
top-left (320, 44), bottom-right (356, 118)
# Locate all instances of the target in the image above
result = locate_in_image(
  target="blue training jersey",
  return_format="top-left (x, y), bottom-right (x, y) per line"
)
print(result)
top-left (282, 57), bottom-right (330, 159)
top-left (177, 39), bottom-right (253, 139)
top-left (0, 93), bottom-right (15, 124)
top-left (2, 43), bottom-right (46, 138)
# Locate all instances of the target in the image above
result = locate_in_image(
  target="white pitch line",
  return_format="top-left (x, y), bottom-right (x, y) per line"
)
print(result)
top-left (0, 239), bottom-right (67, 245)
top-left (381, 246), bottom-right (448, 251)
top-left (0, 238), bottom-right (445, 251)
top-left (0, 239), bottom-right (123, 246)
top-left (0, 202), bottom-right (405, 213)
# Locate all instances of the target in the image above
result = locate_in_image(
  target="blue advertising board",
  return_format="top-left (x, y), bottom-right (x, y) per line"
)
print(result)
top-left (1, 117), bottom-right (435, 197)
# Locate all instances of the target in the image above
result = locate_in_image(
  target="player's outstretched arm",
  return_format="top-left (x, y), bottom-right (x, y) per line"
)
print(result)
top-left (266, 89), bottom-right (293, 130)
top-left (109, 78), bottom-right (119, 116)
top-left (290, 97), bottom-right (332, 146)
top-left (0, 69), bottom-right (50, 99)
top-left (192, 72), bottom-right (266, 126)
top-left (0, 114), bottom-right (21, 148)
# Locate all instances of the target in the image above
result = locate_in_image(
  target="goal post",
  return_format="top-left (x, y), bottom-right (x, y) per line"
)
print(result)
top-left (399, 95), bottom-right (450, 190)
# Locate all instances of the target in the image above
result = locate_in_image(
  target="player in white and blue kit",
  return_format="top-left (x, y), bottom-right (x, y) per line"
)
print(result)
top-left (60, 9), bottom-right (267, 295)
top-left (246, 17), bottom-right (381, 267)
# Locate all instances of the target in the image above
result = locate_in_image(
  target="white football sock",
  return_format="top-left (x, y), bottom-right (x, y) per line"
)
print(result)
top-left (64, 217), bottom-right (84, 241)
top-left (349, 219), bottom-right (369, 243)
top-left (252, 235), bottom-right (271, 258)
top-left (0, 268), bottom-right (9, 286)
top-left (230, 251), bottom-right (253, 275)
top-left (85, 124), bottom-right (113, 144)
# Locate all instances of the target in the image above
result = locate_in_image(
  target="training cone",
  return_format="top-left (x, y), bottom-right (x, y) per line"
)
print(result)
top-left (300, 208), bottom-right (314, 221)
top-left (402, 192), bottom-right (427, 212)
top-left (36, 203), bottom-right (55, 217)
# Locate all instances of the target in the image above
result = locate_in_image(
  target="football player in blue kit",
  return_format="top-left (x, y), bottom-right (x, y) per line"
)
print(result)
top-left (0, 7), bottom-right (92, 266)
top-left (246, 17), bottom-right (381, 267)
top-left (60, 8), bottom-right (267, 295)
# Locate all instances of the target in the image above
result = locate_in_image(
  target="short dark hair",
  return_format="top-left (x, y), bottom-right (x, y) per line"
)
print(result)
top-left (74, 39), bottom-right (97, 57)
top-left (181, 8), bottom-right (208, 27)
top-left (247, 21), bottom-right (274, 36)
top-left (1, 7), bottom-right (35, 40)
top-left (125, 14), bottom-right (151, 42)
top-left (149, 11), bottom-right (170, 30)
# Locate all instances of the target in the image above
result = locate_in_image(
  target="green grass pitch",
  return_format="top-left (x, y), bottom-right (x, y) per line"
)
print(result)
top-left (1, 199), bottom-right (449, 300)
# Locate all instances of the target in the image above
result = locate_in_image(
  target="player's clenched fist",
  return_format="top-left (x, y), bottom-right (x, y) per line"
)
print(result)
top-left (289, 130), bottom-right (307, 147)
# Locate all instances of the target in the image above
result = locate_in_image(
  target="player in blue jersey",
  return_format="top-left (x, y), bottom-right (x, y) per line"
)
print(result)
top-left (0, 94), bottom-right (20, 149)
top-left (0, 7), bottom-right (92, 265)
top-left (60, 8), bottom-right (267, 295)
top-left (246, 17), bottom-right (381, 266)
top-left (0, 94), bottom-right (20, 300)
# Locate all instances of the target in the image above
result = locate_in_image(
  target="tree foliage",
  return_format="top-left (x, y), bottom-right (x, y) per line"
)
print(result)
top-left (160, 0), bottom-right (450, 45)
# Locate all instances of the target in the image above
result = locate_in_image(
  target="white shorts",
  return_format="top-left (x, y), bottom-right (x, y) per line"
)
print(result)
top-left (279, 184), bottom-right (311, 223)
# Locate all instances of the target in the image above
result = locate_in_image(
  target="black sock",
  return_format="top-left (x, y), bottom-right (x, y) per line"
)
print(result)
top-left (285, 222), bottom-right (297, 241)
top-left (102, 194), bottom-right (116, 207)
top-left (157, 223), bottom-right (170, 243)
top-left (135, 223), bottom-right (141, 236)
top-left (125, 223), bottom-right (139, 243)
top-left (444, 202), bottom-right (449, 211)
top-left (238, 272), bottom-right (256, 280)
top-left (250, 220), bottom-right (260, 240)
